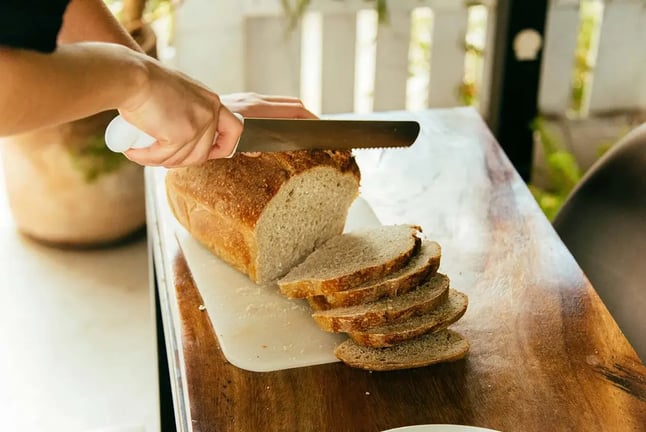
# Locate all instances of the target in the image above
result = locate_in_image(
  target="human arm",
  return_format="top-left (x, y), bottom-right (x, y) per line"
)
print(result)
top-left (0, 0), bottom-right (142, 135)
top-left (0, 1), bottom-right (312, 167)
top-left (54, 0), bottom-right (244, 166)
top-left (0, 0), bottom-right (142, 134)
top-left (0, 0), bottom-right (242, 166)
top-left (57, 0), bottom-right (141, 51)
top-left (0, 42), bottom-right (242, 166)
top-left (0, 43), bottom-right (144, 136)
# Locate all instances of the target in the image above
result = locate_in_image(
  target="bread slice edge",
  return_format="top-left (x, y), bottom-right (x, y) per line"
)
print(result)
top-left (334, 329), bottom-right (470, 371)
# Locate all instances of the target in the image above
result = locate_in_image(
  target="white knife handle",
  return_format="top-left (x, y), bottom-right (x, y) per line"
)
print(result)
top-left (104, 115), bottom-right (156, 153)
top-left (104, 113), bottom-right (245, 154)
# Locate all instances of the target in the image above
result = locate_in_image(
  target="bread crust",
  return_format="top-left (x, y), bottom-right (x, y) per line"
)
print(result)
top-left (279, 226), bottom-right (422, 298)
top-left (165, 151), bottom-right (360, 282)
top-left (334, 329), bottom-right (470, 371)
top-left (312, 273), bottom-right (450, 332)
top-left (347, 289), bottom-right (468, 347)
top-left (308, 241), bottom-right (441, 310)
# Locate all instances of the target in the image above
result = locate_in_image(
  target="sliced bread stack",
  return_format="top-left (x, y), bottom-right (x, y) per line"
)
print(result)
top-left (277, 224), bottom-right (470, 371)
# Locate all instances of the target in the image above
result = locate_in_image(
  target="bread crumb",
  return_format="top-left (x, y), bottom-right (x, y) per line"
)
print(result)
top-left (198, 304), bottom-right (206, 311)
top-left (365, 391), bottom-right (370, 395)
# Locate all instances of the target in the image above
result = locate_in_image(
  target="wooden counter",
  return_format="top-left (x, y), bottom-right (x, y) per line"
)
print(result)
top-left (148, 108), bottom-right (646, 432)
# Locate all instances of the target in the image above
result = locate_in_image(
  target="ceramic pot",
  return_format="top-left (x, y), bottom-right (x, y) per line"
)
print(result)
top-left (0, 110), bottom-right (146, 247)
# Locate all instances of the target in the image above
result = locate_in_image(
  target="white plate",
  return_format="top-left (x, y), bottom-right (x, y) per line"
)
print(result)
top-left (383, 425), bottom-right (500, 432)
top-left (175, 197), bottom-right (381, 372)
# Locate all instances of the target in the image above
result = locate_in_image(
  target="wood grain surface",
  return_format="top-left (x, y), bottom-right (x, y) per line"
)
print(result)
top-left (150, 108), bottom-right (646, 432)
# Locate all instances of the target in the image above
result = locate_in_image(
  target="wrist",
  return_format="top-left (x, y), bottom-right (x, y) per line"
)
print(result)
top-left (114, 47), bottom-right (152, 112)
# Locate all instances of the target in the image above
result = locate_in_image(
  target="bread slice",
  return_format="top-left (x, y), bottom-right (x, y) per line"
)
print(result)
top-left (308, 240), bottom-right (441, 310)
top-left (348, 289), bottom-right (468, 347)
top-left (335, 329), bottom-right (469, 371)
top-left (311, 273), bottom-right (450, 332)
top-left (278, 225), bottom-right (422, 298)
top-left (165, 151), bottom-right (360, 283)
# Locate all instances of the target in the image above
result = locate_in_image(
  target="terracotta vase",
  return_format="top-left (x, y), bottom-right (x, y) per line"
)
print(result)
top-left (0, 110), bottom-right (146, 247)
top-left (0, 23), bottom-right (157, 248)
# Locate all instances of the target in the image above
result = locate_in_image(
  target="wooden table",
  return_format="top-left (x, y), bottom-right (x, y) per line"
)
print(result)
top-left (147, 108), bottom-right (646, 432)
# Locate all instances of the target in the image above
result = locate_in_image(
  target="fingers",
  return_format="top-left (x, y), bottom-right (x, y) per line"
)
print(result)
top-left (275, 103), bottom-right (318, 119)
top-left (124, 141), bottom-right (181, 166)
top-left (124, 109), bottom-right (242, 167)
top-left (221, 92), bottom-right (319, 119)
top-left (207, 107), bottom-right (244, 159)
top-left (245, 102), bottom-right (318, 119)
top-left (122, 90), bottom-right (314, 167)
top-left (262, 95), bottom-right (307, 103)
top-left (257, 95), bottom-right (318, 118)
top-left (164, 122), bottom-right (218, 167)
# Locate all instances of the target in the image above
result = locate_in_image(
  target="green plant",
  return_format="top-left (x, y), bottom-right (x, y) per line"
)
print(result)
top-left (569, 0), bottom-right (603, 115)
top-left (528, 117), bottom-right (583, 220)
top-left (69, 133), bottom-right (129, 183)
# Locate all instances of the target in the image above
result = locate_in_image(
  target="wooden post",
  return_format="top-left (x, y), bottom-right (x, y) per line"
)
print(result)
top-left (487, 0), bottom-right (548, 181)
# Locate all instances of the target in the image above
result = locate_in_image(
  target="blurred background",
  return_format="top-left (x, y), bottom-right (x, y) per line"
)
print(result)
top-left (124, 0), bottom-right (645, 220)
top-left (2, 1), bottom-right (645, 431)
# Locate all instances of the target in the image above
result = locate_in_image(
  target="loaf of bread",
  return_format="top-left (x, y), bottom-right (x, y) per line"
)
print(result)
top-left (166, 152), bottom-right (471, 371)
top-left (165, 151), bottom-right (360, 283)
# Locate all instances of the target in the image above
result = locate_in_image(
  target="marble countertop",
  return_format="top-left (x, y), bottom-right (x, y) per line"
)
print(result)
top-left (0, 164), bottom-right (157, 431)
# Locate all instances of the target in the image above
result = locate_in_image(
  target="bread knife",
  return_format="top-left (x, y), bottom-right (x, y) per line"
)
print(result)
top-left (104, 114), bottom-right (420, 154)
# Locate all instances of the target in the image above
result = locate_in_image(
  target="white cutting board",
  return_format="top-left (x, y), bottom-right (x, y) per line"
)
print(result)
top-left (176, 197), bottom-right (381, 372)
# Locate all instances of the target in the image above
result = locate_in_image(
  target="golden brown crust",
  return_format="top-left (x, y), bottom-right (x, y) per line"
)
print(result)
top-left (347, 290), bottom-right (468, 347)
top-left (334, 329), bottom-right (470, 371)
top-left (166, 180), bottom-right (258, 279)
top-left (312, 283), bottom-right (449, 332)
top-left (167, 151), bottom-right (359, 228)
top-left (307, 254), bottom-right (440, 310)
top-left (165, 151), bottom-right (360, 282)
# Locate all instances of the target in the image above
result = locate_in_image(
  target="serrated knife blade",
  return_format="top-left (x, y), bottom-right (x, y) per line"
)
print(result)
top-left (235, 118), bottom-right (420, 153)
top-left (104, 115), bottom-right (420, 154)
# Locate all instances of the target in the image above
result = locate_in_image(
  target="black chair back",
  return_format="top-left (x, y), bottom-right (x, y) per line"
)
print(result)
top-left (553, 124), bottom-right (646, 362)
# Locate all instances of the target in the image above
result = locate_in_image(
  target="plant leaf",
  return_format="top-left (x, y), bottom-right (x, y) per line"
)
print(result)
top-left (546, 150), bottom-right (581, 193)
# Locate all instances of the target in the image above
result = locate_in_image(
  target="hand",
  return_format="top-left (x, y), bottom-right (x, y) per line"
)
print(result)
top-left (119, 57), bottom-right (243, 167)
top-left (220, 92), bottom-right (318, 119)
top-left (220, 92), bottom-right (317, 158)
